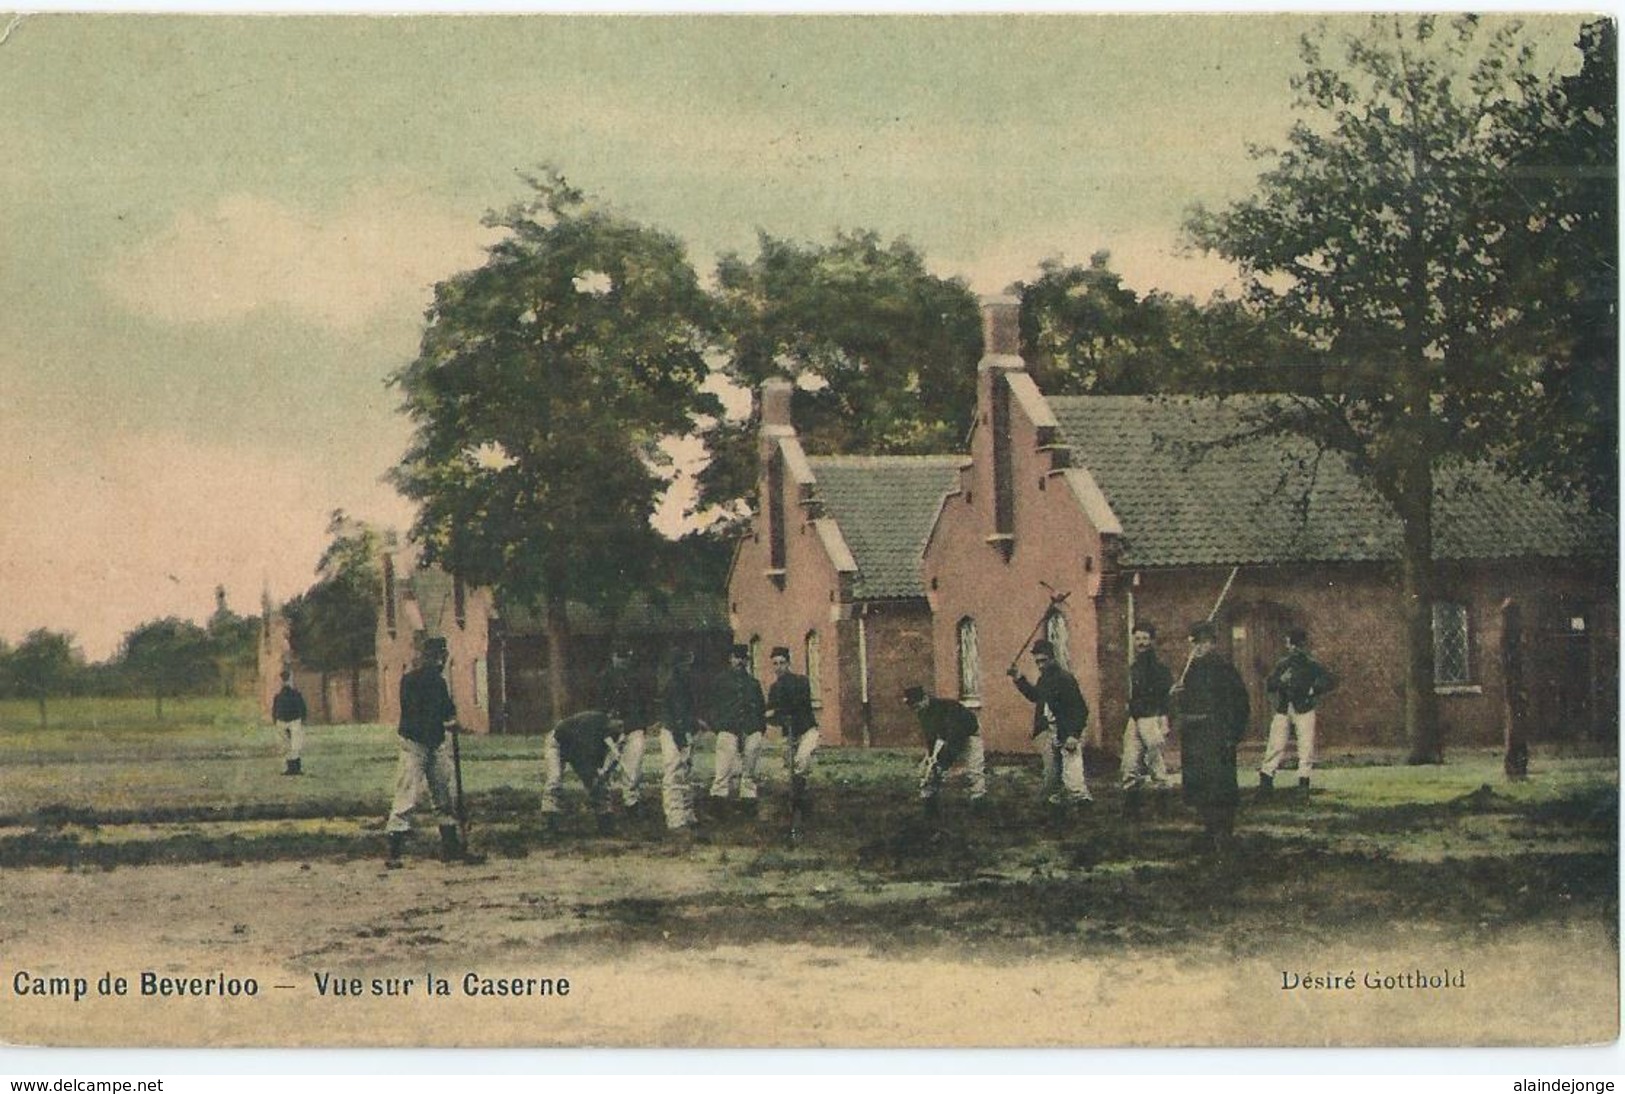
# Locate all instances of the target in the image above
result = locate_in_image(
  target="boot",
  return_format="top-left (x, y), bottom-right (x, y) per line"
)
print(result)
top-left (283, 758), bottom-right (302, 776)
top-left (595, 812), bottom-right (617, 837)
top-left (385, 831), bottom-right (406, 869)
top-left (1258, 772), bottom-right (1274, 792)
top-left (1124, 789), bottom-right (1143, 821)
top-left (922, 795), bottom-right (943, 824)
top-left (791, 776), bottom-right (811, 817)
top-left (1298, 776), bottom-right (1311, 791)
top-left (438, 824), bottom-right (487, 865)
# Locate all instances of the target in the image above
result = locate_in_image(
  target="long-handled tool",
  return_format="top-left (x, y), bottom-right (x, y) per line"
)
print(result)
top-left (447, 722), bottom-right (486, 863)
top-left (1007, 584), bottom-right (1072, 674)
top-left (1173, 566), bottom-right (1241, 690)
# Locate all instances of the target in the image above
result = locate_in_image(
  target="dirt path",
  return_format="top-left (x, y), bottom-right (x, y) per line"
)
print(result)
top-left (2, 856), bottom-right (1614, 1048)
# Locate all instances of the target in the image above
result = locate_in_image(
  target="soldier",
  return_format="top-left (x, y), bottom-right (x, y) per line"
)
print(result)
top-left (1259, 628), bottom-right (1337, 791)
top-left (1174, 620), bottom-right (1251, 853)
top-left (1120, 623), bottom-right (1174, 816)
top-left (764, 645), bottom-right (819, 842)
top-left (597, 646), bottom-right (652, 811)
top-left (384, 638), bottom-right (482, 867)
top-left (658, 647), bottom-right (702, 834)
top-left (270, 668), bottom-right (308, 777)
top-left (541, 708), bottom-right (629, 835)
top-left (708, 644), bottom-right (767, 807)
top-left (1008, 639), bottom-right (1092, 808)
top-left (903, 685), bottom-right (987, 818)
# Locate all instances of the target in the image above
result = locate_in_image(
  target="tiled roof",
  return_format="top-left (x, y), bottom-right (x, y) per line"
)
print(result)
top-left (807, 455), bottom-right (966, 599)
top-left (1048, 395), bottom-right (1610, 568)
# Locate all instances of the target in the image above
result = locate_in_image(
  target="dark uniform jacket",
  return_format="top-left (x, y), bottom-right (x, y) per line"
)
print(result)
top-left (1014, 663), bottom-right (1089, 742)
top-left (398, 665), bottom-right (456, 749)
top-left (663, 663), bottom-right (701, 748)
top-left (1176, 652), bottom-right (1251, 808)
top-left (271, 684), bottom-right (307, 723)
top-left (766, 672), bottom-right (817, 739)
top-left (552, 710), bottom-right (623, 770)
top-left (711, 667), bottom-right (767, 736)
top-left (1265, 649), bottom-right (1337, 714)
top-left (1127, 650), bottom-right (1173, 719)
top-left (913, 698), bottom-right (981, 768)
top-left (597, 662), bottom-right (652, 730)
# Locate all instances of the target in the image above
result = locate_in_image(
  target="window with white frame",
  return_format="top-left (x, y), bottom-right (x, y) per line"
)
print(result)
top-left (749, 635), bottom-right (763, 679)
top-left (957, 618), bottom-right (982, 701)
top-left (804, 630), bottom-right (822, 704)
top-left (1045, 610), bottom-right (1072, 668)
top-left (1432, 601), bottom-right (1471, 685)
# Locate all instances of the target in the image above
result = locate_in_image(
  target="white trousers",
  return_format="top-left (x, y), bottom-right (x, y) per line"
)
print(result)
top-left (788, 729), bottom-right (820, 779)
top-left (1120, 715), bottom-right (1171, 790)
top-left (540, 731), bottom-right (613, 815)
top-left (659, 727), bottom-right (696, 829)
top-left (920, 735), bottom-right (988, 800)
top-left (1037, 730), bottom-right (1091, 802)
top-left (385, 738), bottom-right (454, 833)
top-left (277, 718), bottom-right (305, 762)
top-left (1260, 707), bottom-right (1317, 777)
top-left (619, 728), bottom-right (647, 806)
top-left (710, 730), bottom-right (765, 799)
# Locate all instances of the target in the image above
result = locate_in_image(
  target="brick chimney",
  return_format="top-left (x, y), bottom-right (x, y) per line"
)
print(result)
top-left (758, 377), bottom-right (795, 460)
top-left (980, 294), bottom-right (1022, 366)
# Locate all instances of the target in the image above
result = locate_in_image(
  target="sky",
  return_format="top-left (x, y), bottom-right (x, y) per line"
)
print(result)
top-left (0, 11), bottom-right (1591, 661)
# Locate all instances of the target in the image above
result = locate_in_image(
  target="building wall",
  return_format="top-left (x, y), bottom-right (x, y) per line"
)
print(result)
top-left (258, 612), bottom-right (378, 725)
top-left (375, 559), bottom-right (497, 734)
top-left (845, 601), bottom-right (937, 747)
top-left (922, 356), bottom-right (1115, 753)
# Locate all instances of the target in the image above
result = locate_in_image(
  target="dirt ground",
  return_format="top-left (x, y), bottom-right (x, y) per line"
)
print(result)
top-left (2, 766), bottom-right (1617, 1049)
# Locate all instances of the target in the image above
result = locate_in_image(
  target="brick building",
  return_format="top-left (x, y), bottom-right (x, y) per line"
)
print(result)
top-left (922, 297), bottom-right (1617, 754)
top-left (377, 548), bottom-right (730, 735)
top-left (727, 379), bottom-right (964, 746)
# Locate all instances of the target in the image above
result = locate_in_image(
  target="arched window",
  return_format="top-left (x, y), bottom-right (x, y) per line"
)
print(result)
top-left (748, 635), bottom-right (763, 679)
top-left (382, 556), bottom-right (398, 637)
top-left (804, 630), bottom-right (822, 704)
top-left (1045, 609), bottom-right (1071, 668)
top-left (957, 618), bottom-right (982, 702)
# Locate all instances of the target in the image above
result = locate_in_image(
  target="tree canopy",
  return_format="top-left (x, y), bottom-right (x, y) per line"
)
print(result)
top-left (282, 511), bottom-right (386, 676)
top-left (1185, 14), bottom-right (1613, 762)
top-left (5, 629), bottom-right (81, 727)
top-left (120, 618), bottom-right (216, 719)
top-left (389, 170), bottom-right (720, 717)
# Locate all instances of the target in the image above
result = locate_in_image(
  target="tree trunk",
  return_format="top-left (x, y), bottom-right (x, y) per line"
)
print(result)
top-left (1398, 444), bottom-right (1442, 765)
top-left (35, 694), bottom-right (47, 729)
top-left (351, 665), bottom-right (363, 724)
top-left (319, 671), bottom-right (333, 725)
top-left (544, 590), bottom-right (572, 728)
top-left (1501, 599), bottom-right (1530, 780)
top-left (154, 689), bottom-right (164, 721)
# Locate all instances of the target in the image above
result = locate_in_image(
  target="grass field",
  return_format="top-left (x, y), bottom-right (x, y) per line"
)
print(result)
top-left (0, 703), bottom-right (1616, 1047)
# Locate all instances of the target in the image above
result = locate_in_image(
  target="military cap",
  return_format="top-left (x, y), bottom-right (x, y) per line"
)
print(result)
top-left (902, 685), bottom-right (928, 706)
top-left (770, 646), bottom-right (791, 660)
top-left (1031, 639), bottom-right (1056, 657)
top-left (1188, 620), bottom-right (1217, 642)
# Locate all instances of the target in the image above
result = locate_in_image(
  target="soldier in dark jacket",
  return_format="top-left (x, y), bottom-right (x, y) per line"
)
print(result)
top-left (1259, 628), bottom-right (1337, 791)
top-left (1120, 624), bottom-right (1174, 815)
top-left (709, 645), bottom-right (767, 803)
top-left (384, 638), bottom-right (479, 866)
top-left (597, 647), bottom-right (652, 810)
top-left (658, 648), bottom-right (702, 833)
top-left (904, 685), bottom-right (987, 816)
top-left (1174, 620), bottom-right (1251, 852)
top-left (542, 708), bottom-right (629, 832)
top-left (764, 645), bottom-right (819, 841)
top-left (1008, 639), bottom-right (1092, 805)
top-left (270, 669), bottom-right (308, 777)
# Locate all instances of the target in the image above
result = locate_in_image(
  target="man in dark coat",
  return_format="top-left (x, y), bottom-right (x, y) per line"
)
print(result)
top-left (764, 645), bottom-right (819, 841)
top-left (270, 668), bottom-right (308, 777)
top-left (1259, 628), bottom-right (1337, 791)
top-left (904, 685), bottom-right (987, 817)
top-left (658, 648), bottom-right (703, 833)
top-left (709, 645), bottom-right (767, 804)
top-left (1007, 639), bottom-right (1092, 806)
top-left (542, 708), bottom-right (629, 832)
top-left (597, 647), bottom-right (652, 810)
top-left (384, 638), bottom-right (480, 866)
top-left (1174, 620), bottom-right (1251, 852)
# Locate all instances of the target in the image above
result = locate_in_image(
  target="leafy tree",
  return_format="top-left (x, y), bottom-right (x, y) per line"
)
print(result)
top-left (6, 629), bottom-right (80, 728)
top-left (282, 512), bottom-right (386, 721)
top-left (1491, 19), bottom-right (1618, 513)
top-left (206, 585), bottom-right (261, 699)
top-left (390, 170), bottom-right (719, 722)
top-left (1015, 252), bottom-right (1310, 395)
top-left (120, 618), bottom-right (215, 719)
top-left (701, 231), bottom-right (981, 516)
top-left (1185, 15), bottom-right (1605, 763)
